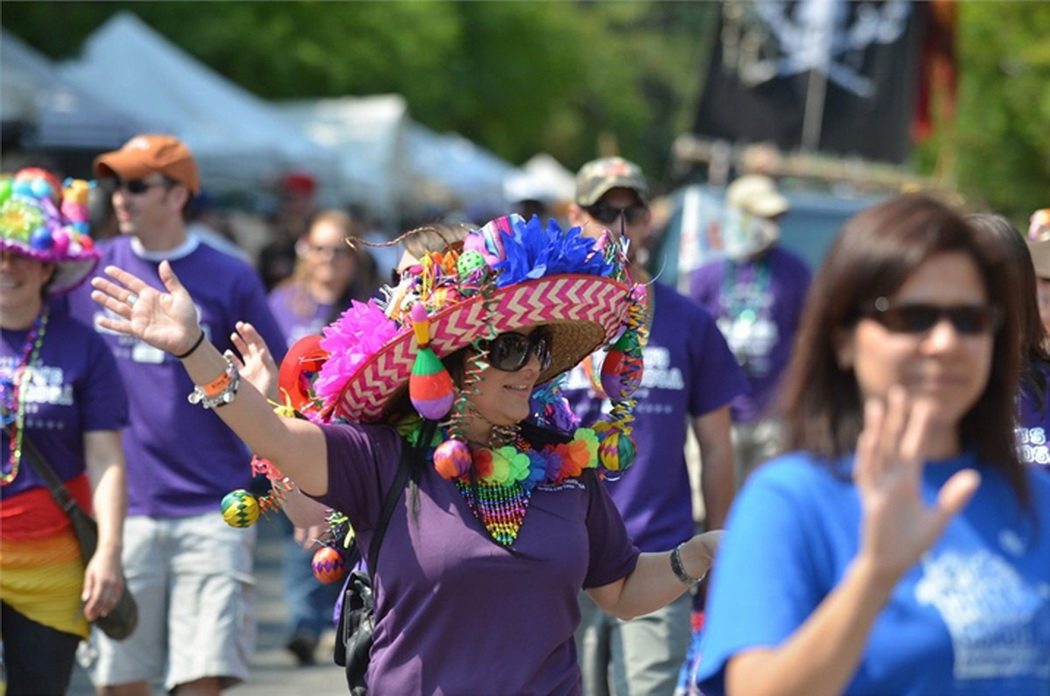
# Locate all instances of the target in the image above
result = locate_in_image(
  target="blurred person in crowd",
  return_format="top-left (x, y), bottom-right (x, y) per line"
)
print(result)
top-left (689, 175), bottom-right (811, 485)
top-left (258, 172), bottom-right (320, 290)
top-left (564, 157), bottom-right (747, 696)
top-left (65, 134), bottom-right (286, 696)
top-left (1027, 209), bottom-right (1050, 337)
top-left (269, 209), bottom-right (377, 345)
top-left (0, 170), bottom-right (128, 695)
top-left (970, 213), bottom-right (1050, 470)
top-left (696, 195), bottom-right (1050, 696)
top-left (267, 209), bottom-right (376, 665)
top-left (87, 212), bottom-right (725, 694)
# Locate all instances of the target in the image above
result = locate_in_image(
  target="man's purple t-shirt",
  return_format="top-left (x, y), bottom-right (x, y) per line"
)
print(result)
top-left (688, 246), bottom-right (810, 423)
top-left (1, 306), bottom-right (129, 496)
top-left (311, 422), bottom-right (640, 695)
top-left (66, 235), bottom-right (287, 517)
top-left (1017, 361), bottom-right (1050, 469)
top-left (562, 282), bottom-right (747, 551)
top-left (268, 284), bottom-right (332, 348)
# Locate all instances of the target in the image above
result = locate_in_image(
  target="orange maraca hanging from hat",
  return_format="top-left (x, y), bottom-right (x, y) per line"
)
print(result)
top-left (408, 302), bottom-right (455, 420)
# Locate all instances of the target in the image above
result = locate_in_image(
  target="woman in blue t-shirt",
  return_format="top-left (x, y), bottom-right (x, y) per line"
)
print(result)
top-left (696, 195), bottom-right (1050, 696)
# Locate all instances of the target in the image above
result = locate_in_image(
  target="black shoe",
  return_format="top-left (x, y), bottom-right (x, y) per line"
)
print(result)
top-left (286, 629), bottom-right (319, 666)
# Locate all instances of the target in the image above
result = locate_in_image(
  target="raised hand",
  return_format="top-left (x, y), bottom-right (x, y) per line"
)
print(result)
top-left (90, 261), bottom-right (201, 356)
top-left (228, 321), bottom-right (280, 400)
top-left (853, 386), bottom-right (981, 586)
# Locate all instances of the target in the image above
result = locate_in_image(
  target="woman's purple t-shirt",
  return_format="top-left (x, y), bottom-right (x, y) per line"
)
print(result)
top-left (311, 422), bottom-right (640, 695)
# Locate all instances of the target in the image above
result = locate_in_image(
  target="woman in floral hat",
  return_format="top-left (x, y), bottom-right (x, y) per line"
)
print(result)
top-left (0, 169), bottom-right (128, 694)
top-left (90, 214), bottom-right (721, 694)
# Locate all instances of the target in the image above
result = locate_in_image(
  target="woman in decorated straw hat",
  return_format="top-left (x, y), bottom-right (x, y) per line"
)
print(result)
top-left (0, 168), bottom-right (128, 694)
top-left (90, 213), bottom-right (721, 694)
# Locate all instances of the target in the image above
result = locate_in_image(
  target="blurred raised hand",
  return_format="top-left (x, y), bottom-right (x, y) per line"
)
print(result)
top-left (853, 386), bottom-right (981, 587)
top-left (228, 321), bottom-right (280, 401)
top-left (91, 261), bottom-right (201, 356)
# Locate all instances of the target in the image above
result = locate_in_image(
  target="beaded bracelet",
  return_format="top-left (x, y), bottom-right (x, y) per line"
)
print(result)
top-left (670, 541), bottom-right (705, 586)
top-left (188, 356), bottom-right (241, 409)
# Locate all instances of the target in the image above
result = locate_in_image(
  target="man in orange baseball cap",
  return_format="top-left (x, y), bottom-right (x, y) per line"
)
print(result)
top-left (69, 135), bottom-right (286, 693)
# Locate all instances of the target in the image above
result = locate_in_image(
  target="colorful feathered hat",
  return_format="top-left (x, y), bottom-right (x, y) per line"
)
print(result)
top-left (0, 168), bottom-right (99, 295)
top-left (279, 214), bottom-right (643, 426)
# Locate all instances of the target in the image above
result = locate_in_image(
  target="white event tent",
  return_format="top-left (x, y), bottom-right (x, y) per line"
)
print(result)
top-left (1, 28), bottom-right (143, 150)
top-left (59, 12), bottom-right (339, 197)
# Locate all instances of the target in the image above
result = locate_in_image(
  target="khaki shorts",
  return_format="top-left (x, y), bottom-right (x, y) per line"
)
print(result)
top-left (84, 512), bottom-right (257, 691)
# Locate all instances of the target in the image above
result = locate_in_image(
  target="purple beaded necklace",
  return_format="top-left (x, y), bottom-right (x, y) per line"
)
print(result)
top-left (1, 306), bottom-right (50, 486)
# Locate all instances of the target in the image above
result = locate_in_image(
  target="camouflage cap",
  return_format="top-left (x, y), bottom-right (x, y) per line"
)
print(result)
top-left (574, 157), bottom-right (649, 207)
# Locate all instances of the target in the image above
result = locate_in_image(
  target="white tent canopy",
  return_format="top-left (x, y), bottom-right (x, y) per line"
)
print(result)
top-left (404, 123), bottom-right (517, 214)
top-left (278, 95), bottom-right (409, 223)
top-left (59, 12), bottom-right (339, 196)
top-left (1, 28), bottom-right (144, 150)
top-left (503, 153), bottom-right (576, 204)
top-left (281, 96), bottom-right (520, 221)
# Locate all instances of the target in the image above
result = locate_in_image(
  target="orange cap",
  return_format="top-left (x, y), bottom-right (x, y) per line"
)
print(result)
top-left (94, 134), bottom-right (200, 194)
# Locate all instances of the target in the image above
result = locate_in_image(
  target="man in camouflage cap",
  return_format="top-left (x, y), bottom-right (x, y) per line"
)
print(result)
top-left (565, 158), bottom-right (746, 696)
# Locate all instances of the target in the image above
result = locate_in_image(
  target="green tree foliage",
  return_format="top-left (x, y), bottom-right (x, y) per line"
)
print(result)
top-left (922, 2), bottom-right (1050, 221)
top-left (2, 1), bottom-right (712, 185)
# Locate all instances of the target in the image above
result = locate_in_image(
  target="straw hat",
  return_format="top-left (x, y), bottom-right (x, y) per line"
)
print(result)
top-left (288, 215), bottom-right (637, 424)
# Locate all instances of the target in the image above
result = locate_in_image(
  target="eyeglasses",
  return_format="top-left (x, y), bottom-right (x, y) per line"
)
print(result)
top-left (864, 298), bottom-right (1002, 335)
top-left (113, 178), bottom-right (172, 195)
top-left (585, 202), bottom-right (648, 226)
top-left (479, 329), bottom-right (553, 372)
top-left (306, 244), bottom-right (352, 259)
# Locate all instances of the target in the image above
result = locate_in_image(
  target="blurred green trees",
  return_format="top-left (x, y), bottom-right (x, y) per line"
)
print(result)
top-left (4, 1), bottom-right (1047, 217)
top-left (2, 1), bottom-right (713, 185)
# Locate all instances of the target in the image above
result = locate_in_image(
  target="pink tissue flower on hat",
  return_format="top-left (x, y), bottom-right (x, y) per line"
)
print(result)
top-left (1030, 209), bottom-right (1050, 241)
top-left (315, 299), bottom-right (399, 405)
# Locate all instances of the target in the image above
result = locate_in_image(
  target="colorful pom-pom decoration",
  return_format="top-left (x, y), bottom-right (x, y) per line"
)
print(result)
top-left (456, 249), bottom-right (486, 279)
top-left (600, 334), bottom-right (644, 401)
top-left (220, 489), bottom-right (261, 528)
top-left (433, 439), bottom-right (472, 480)
top-left (409, 303), bottom-right (455, 420)
top-left (311, 546), bottom-right (347, 584)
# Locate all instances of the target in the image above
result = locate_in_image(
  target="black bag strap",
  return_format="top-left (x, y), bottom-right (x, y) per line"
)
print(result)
top-left (350, 419), bottom-right (433, 572)
top-left (13, 431), bottom-right (83, 517)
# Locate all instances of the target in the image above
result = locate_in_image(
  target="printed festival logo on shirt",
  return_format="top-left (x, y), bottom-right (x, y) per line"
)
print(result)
top-left (915, 548), bottom-right (1050, 681)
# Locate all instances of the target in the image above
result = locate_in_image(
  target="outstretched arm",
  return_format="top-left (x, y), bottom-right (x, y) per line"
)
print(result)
top-left (90, 262), bottom-right (329, 496)
top-left (723, 388), bottom-right (980, 696)
top-left (586, 530), bottom-right (722, 620)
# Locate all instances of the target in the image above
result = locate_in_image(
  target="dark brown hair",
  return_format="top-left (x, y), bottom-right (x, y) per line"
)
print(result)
top-left (967, 213), bottom-right (1050, 415)
top-left (777, 194), bottom-right (1029, 507)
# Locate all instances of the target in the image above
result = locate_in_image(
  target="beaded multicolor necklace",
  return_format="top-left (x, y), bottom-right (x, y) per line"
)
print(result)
top-left (414, 422), bottom-right (602, 547)
top-left (1, 306), bottom-right (50, 486)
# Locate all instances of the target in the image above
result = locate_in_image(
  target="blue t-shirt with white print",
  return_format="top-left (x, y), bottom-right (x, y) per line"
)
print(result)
top-left (697, 450), bottom-right (1050, 696)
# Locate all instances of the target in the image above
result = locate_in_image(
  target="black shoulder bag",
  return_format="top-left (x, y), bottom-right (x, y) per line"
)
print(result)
top-left (334, 446), bottom-right (413, 695)
top-left (18, 434), bottom-right (138, 640)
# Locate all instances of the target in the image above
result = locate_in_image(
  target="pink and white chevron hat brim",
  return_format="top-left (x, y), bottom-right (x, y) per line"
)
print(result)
top-left (329, 274), bottom-right (632, 423)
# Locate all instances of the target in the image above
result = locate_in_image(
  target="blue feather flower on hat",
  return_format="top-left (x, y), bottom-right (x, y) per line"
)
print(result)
top-left (493, 215), bottom-right (615, 287)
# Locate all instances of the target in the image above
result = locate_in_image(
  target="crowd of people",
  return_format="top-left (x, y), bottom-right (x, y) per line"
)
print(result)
top-left (1, 132), bottom-right (1048, 696)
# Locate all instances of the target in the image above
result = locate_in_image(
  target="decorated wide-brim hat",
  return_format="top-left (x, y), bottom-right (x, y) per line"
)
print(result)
top-left (0, 168), bottom-right (99, 295)
top-left (287, 214), bottom-right (639, 424)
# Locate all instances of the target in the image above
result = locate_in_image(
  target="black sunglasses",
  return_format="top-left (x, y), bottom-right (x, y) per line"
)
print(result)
top-left (864, 298), bottom-right (1002, 335)
top-left (479, 329), bottom-right (553, 372)
top-left (585, 202), bottom-right (648, 226)
top-left (113, 178), bottom-right (174, 195)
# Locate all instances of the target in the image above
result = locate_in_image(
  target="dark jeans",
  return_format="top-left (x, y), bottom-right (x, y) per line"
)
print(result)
top-left (1, 600), bottom-right (80, 695)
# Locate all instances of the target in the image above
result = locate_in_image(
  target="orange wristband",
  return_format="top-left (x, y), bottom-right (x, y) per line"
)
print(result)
top-left (199, 370), bottom-right (231, 398)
